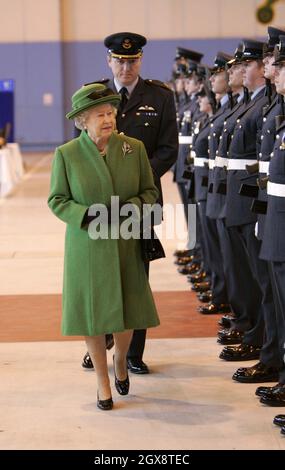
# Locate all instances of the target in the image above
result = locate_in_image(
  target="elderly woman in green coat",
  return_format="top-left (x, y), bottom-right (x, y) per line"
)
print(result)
top-left (48, 83), bottom-right (160, 410)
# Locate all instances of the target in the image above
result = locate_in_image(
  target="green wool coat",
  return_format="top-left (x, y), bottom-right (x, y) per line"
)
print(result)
top-left (48, 130), bottom-right (160, 336)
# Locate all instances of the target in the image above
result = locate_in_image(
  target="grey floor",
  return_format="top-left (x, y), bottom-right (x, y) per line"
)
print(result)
top-left (1, 338), bottom-right (285, 450)
top-left (1, 154), bottom-right (285, 450)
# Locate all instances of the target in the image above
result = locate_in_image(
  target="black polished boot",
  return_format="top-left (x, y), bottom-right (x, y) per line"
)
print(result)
top-left (199, 302), bottom-right (231, 315)
top-left (219, 343), bottom-right (261, 361)
top-left (127, 358), bottom-right (149, 374)
top-left (273, 414), bottom-right (285, 427)
top-left (233, 362), bottom-right (280, 384)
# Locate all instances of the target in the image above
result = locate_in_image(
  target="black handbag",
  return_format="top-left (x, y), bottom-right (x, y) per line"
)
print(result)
top-left (140, 227), bottom-right (166, 262)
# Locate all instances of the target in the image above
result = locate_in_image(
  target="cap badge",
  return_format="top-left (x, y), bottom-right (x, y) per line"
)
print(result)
top-left (122, 39), bottom-right (132, 49)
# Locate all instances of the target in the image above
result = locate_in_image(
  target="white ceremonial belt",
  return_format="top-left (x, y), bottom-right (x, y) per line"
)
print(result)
top-left (208, 159), bottom-right (215, 170)
top-left (267, 181), bottom-right (285, 197)
top-left (179, 135), bottom-right (192, 144)
top-left (215, 156), bottom-right (228, 168)
top-left (194, 157), bottom-right (208, 167)
top-left (259, 161), bottom-right (270, 175)
top-left (227, 159), bottom-right (258, 170)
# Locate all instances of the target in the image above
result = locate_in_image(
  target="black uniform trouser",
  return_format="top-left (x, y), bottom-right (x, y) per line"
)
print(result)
top-left (127, 261), bottom-right (149, 360)
top-left (216, 220), bottom-right (262, 335)
top-left (270, 262), bottom-right (285, 382)
top-left (199, 212), bottom-right (228, 304)
top-left (236, 223), bottom-right (274, 348)
top-left (196, 201), bottom-right (212, 276)
top-left (261, 262), bottom-right (285, 370)
top-left (220, 222), bottom-right (271, 347)
top-left (177, 182), bottom-right (189, 223)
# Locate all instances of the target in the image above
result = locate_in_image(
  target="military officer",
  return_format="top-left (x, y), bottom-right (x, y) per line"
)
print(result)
top-left (232, 27), bottom-right (285, 374)
top-left (215, 40), bottom-right (281, 384)
top-left (221, 33), bottom-right (285, 383)
top-left (253, 27), bottom-right (285, 240)
top-left (257, 36), bottom-right (285, 415)
top-left (195, 52), bottom-right (233, 315)
top-left (173, 47), bottom-right (203, 125)
top-left (82, 32), bottom-right (178, 374)
top-left (219, 40), bottom-right (267, 355)
top-left (174, 50), bottom-right (204, 222)
top-left (191, 84), bottom-right (216, 302)
top-left (173, 52), bottom-right (205, 268)
top-left (208, 46), bottom-right (259, 347)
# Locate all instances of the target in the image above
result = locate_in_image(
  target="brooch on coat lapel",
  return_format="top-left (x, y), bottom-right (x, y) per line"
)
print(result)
top-left (122, 141), bottom-right (133, 157)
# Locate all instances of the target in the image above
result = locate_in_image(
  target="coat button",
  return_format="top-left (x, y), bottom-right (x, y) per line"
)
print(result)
top-left (259, 152), bottom-right (262, 157)
top-left (122, 113), bottom-right (126, 117)
top-left (261, 135), bottom-right (264, 140)
top-left (145, 122), bottom-right (149, 126)
top-left (277, 134), bottom-right (280, 139)
top-left (267, 129), bottom-right (271, 134)
top-left (263, 117), bottom-right (266, 122)
top-left (237, 119), bottom-right (240, 123)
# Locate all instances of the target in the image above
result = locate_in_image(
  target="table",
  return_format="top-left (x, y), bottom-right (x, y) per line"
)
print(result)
top-left (0, 143), bottom-right (24, 197)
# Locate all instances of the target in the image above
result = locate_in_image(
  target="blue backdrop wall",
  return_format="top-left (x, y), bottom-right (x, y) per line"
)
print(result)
top-left (0, 37), bottom-right (263, 150)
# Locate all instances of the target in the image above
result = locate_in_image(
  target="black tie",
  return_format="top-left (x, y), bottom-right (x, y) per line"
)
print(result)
top-left (119, 87), bottom-right (128, 113)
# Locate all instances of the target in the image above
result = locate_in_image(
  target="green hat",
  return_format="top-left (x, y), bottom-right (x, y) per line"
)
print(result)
top-left (66, 83), bottom-right (121, 119)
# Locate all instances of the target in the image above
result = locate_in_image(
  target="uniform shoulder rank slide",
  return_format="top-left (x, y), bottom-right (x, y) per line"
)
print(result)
top-left (145, 79), bottom-right (171, 91)
top-left (84, 78), bottom-right (109, 86)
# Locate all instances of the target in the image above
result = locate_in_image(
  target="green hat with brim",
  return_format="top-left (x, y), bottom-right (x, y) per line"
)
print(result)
top-left (66, 83), bottom-right (121, 119)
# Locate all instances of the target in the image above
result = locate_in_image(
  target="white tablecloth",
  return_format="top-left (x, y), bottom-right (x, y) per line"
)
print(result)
top-left (0, 143), bottom-right (24, 197)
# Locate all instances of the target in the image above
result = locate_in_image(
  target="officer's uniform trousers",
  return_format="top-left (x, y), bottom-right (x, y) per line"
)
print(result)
top-left (224, 89), bottom-right (270, 346)
top-left (260, 119), bottom-right (285, 382)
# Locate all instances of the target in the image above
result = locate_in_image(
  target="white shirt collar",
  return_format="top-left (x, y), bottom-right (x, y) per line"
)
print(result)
top-left (237, 92), bottom-right (244, 103)
top-left (250, 85), bottom-right (266, 101)
top-left (220, 94), bottom-right (229, 107)
top-left (114, 77), bottom-right (139, 96)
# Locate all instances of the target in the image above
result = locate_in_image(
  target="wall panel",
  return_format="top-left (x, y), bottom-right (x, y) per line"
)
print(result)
top-left (0, 0), bottom-right (284, 148)
top-left (0, 0), bottom-right (60, 42)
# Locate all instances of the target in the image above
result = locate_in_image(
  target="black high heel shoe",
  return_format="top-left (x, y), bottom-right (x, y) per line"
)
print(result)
top-left (97, 392), bottom-right (113, 411)
top-left (113, 355), bottom-right (130, 396)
